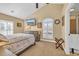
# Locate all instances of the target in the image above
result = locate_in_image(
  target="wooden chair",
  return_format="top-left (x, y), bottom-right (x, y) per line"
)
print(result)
top-left (55, 37), bottom-right (64, 50)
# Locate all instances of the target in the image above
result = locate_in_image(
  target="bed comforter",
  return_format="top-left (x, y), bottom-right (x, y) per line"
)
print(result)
top-left (4, 33), bottom-right (35, 54)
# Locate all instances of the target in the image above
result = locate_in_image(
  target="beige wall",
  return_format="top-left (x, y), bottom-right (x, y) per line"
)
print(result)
top-left (61, 4), bottom-right (68, 40)
top-left (25, 4), bottom-right (64, 39)
top-left (0, 13), bottom-right (24, 33)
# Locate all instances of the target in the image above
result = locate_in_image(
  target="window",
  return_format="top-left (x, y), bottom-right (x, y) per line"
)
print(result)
top-left (70, 16), bottom-right (79, 34)
top-left (0, 20), bottom-right (13, 35)
top-left (42, 18), bottom-right (53, 39)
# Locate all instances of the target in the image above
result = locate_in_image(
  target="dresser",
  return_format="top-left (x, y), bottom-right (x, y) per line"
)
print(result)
top-left (24, 31), bottom-right (41, 41)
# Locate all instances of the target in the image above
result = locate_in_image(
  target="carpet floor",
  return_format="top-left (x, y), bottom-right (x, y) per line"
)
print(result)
top-left (20, 41), bottom-right (66, 56)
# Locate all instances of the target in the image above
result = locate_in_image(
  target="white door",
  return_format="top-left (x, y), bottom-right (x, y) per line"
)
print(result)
top-left (69, 5), bottom-right (79, 50)
top-left (42, 18), bottom-right (53, 40)
top-left (69, 15), bottom-right (79, 50)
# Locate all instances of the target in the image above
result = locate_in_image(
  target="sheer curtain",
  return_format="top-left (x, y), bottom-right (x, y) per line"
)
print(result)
top-left (0, 20), bottom-right (13, 35)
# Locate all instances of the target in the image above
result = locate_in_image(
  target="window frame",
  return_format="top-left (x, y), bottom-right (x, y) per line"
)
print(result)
top-left (0, 20), bottom-right (13, 35)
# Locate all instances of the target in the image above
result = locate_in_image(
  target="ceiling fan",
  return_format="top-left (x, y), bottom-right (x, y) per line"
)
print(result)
top-left (35, 3), bottom-right (49, 8)
top-left (36, 3), bottom-right (38, 8)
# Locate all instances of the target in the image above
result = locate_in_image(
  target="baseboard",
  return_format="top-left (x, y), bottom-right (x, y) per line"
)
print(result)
top-left (41, 39), bottom-right (56, 43)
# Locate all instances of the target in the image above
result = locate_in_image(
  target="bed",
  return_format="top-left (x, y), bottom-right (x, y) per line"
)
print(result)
top-left (0, 33), bottom-right (35, 55)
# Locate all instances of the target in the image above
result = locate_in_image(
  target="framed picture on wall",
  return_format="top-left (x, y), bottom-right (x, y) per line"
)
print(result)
top-left (17, 22), bottom-right (22, 27)
top-left (25, 18), bottom-right (36, 26)
top-left (37, 22), bottom-right (42, 28)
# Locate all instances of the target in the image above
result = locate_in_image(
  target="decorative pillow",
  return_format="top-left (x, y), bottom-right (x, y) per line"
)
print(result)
top-left (0, 34), bottom-right (8, 42)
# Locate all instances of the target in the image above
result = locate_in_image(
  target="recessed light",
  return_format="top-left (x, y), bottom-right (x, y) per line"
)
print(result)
top-left (70, 9), bottom-right (75, 12)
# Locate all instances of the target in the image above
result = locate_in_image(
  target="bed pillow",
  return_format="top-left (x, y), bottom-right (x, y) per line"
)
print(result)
top-left (0, 34), bottom-right (8, 42)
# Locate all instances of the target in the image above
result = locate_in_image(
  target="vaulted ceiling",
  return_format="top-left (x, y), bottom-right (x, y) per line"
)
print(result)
top-left (0, 3), bottom-right (64, 20)
top-left (0, 3), bottom-right (46, 20)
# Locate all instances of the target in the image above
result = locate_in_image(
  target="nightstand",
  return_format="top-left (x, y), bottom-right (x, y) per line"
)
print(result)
top-left (33, 31), bottom-right (40, 41)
